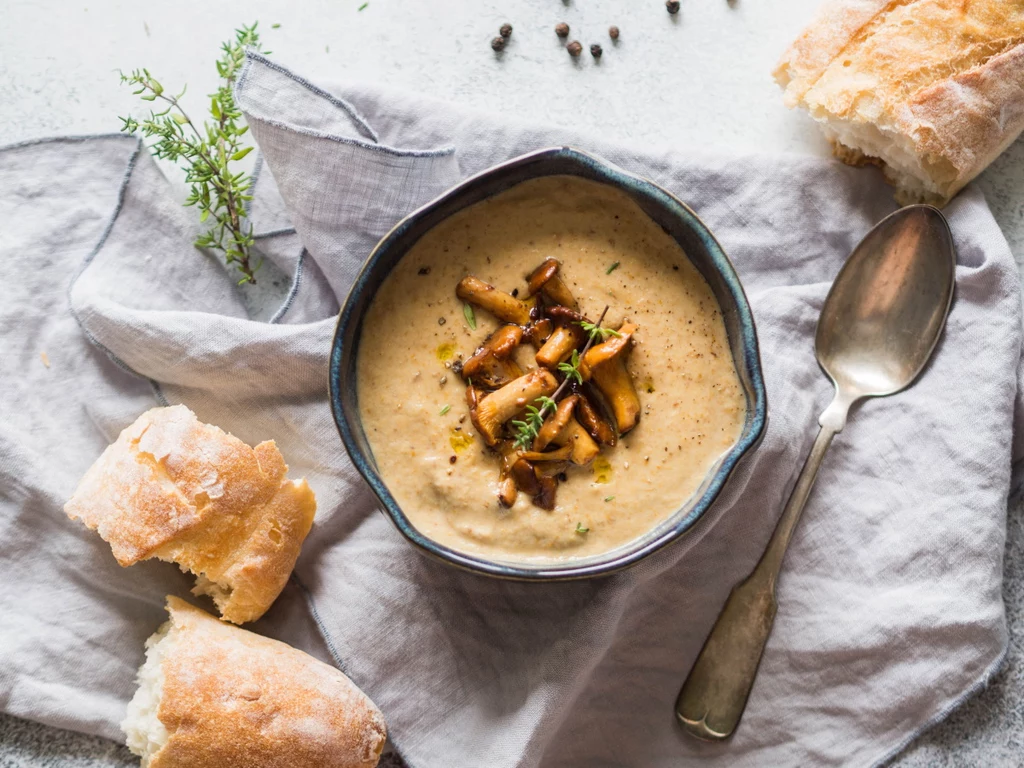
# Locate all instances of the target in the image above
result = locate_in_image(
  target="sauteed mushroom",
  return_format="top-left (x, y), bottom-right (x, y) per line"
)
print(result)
top-left (532, 395), bottom-right (599, 465)
top-left (580, 322), bottom-right (641, 434)
top-left (536, 306), bottom-right (586, 369)
top-left (472, 369), bottom-right (558, 445)
top-left (457, 276), bottom-right (532, 325)
top-left (462, 324), bottom-right (524, 388)
top-left (575, 389), bottom-right (618, 446)
top-left (527, 257), bottom-right (578, 310)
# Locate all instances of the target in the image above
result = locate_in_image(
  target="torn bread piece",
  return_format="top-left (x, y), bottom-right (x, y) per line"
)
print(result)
top-left (123, 597), bottom-right (386, 768)
top-left (774, 0), bottom-right (1024, 205)
top-left (65, 405), bottom-right (316, 624)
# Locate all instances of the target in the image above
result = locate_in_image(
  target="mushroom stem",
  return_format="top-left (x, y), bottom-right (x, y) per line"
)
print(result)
top-left (575, 389), bottom-right (618, 446)
top-left (552, 419), bottom-right (600, 465)
top-left (527, 258), bottom-right (578, 309)
top-left (533, 396), bottom-right (577, 451)
top-left (462, 324), bottom-right (525, 388)
top-left (473, 369), bottom-right (558, 446)
top-left (457, 276), bottom-right (532, 325)
top-left (580, 322), bottom-right (641, 434)
top-left (536, 325), bottom-right (583, 369)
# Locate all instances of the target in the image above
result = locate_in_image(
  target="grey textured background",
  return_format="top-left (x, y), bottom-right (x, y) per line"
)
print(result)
top-left (2, 0), bottom-right (1023, 765)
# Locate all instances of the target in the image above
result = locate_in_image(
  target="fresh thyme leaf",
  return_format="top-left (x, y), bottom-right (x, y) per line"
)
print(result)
top-left (604, 496), bottom-right (615, 502)
top-left (578, 320), bottom-right (622, 343)
top-left (118, 23), bottom-right (264, 284)
top-left (463, 303), bottom-right (477, 330)
top-left (440, 404), bottom-right (451, 416)
top-left (271, 22), bottom-right (281, 28)
top-left (536, 396), bottom-right (557, 412)
top-left (557, 349), bottom-right (583, 385)
top-left (358, 1), bottom-right (369, 9)
top-left (606, 261), bottom-right (620, 275)
top-left (576, 522), bottom-right (590, 534)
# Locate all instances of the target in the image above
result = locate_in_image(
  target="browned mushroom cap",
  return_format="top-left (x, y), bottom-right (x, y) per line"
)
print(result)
top-left (457, 276), bottom-right (532, 325)
top-left (496, 440), bottom-right (519, 508)
top-left (511, 453), bottom-right (561, 510)
top-left (532, 396), bottom-right (577, 451)
top-left (580, 322), bottom-right (641, 434)
top-left (472, 369), bottom-right (558, 445)
top-left (461, 324), bottom-right (524, 388)
top-left (525, 318), bottom-right (553, 348)
top-left (575, 388), bottom-right (617, 446)
top-left (527, 258), bottom-right (578, 310)
top-left (533, 475), bottom-right (558, 510)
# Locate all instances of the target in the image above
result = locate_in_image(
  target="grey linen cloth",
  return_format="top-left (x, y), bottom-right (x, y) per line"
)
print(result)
top-left (1, 50), bottom-right (1021, 766)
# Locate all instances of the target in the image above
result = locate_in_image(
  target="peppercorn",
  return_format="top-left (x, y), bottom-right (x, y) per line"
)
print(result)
top-left (590, 44), bottom-right (603, 58)
top-left (567, 40), bottom-right (583, 57)
top-left (491, 36), bottom-right (506, 52)
top-left (609, 25), bottom-right (620, 40)
top-left (449, 455), bottom-right (457, 464)
top-left (499, 22), bottom-right (512, 38)
top-left (555, 22), bottom-right (570, 38)
top-left (666, 0), bottom-right (680, 13)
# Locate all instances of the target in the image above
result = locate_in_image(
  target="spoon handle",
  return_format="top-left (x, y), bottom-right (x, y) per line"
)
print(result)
top-left (675, 420), bottom-right (839, 741)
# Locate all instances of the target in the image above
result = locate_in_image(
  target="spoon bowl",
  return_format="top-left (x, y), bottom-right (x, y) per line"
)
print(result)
top-left (676, 204), bottom-right (956, 741)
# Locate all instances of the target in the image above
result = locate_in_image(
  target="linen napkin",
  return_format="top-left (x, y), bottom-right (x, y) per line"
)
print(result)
top-left (0, 50), bottom-right (1020, 767)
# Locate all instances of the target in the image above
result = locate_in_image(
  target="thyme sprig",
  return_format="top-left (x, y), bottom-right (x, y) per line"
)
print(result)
top-left (511, 305), bottom-right (610, 450)
top-left (118, 23), bottom-right (264, 284)
top-left (578, 319), bottom-right (622, 343)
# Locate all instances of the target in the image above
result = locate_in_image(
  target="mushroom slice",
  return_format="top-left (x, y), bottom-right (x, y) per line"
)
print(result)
top-left (580, 322), bottom-right (641, 434)
top-left (553, 419), bottom-right (600, 466)
top-left (533, 475), bottom-right (558, 511)
top-left (527, 258), bottom-right (578, 310)
top-left (532, 396), bottom-right (578, 451)
top-left (535, 307), bottom-right (586, 369)
top-left (496, 440), bottom-right (519, 508)
top-left (525, 318), bottom-right (553, 348)
top-left (462, 325), bottom-right (525, 388)
top-left (510, 457), bottom-right (560, 510)
top-left (472, 369), bottom-right (558, 446)
top-left (457, 276), bottom-right (532, 325)
top-left (575, 389), bottom-right (618, 447)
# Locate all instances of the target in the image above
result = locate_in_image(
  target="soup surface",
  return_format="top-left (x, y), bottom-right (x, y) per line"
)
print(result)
top-left (357, 175), bottom-right (746, 563)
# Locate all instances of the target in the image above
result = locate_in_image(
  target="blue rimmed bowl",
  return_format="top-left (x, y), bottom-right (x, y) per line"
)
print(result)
top-left (329, 147), bottom-right (767, 580)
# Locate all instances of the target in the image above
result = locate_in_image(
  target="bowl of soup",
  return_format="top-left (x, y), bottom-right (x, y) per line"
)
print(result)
top-left (329, 147), bottom-right (766, 580)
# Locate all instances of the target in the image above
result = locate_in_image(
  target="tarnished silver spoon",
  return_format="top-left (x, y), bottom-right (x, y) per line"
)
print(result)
top-left (675, 204), bottom-right (956, 741)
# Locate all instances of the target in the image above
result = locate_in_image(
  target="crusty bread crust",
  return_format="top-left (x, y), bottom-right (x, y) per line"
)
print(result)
top-left (65, 405), bottom-right (316, 623)
top-left (146, 597), bottom-right (386, 768)
top-left (774, 0), bottom-right (1024, 204)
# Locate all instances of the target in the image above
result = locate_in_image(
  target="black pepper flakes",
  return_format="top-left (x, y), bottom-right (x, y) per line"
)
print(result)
top-left (450, 455), bottom-right (457, 464)
top-left (555, 22), bottom-right (570, 38)
top-left (609, 25), bottom-right (620, 40)
top-left (666, 0), bottom-right (680, 13)
top-left (590, 44), bottom-right (603, 59)
top-left (491, 36), bottom-right (506, 52)
top-left (499, 22), bottom-right (513, 38)
top-left (418, 266), bottom-right (431, 275)
top-left (567, 40), bottom-right (583, 57)
top-left (438, 316), bottom-right (446, 325)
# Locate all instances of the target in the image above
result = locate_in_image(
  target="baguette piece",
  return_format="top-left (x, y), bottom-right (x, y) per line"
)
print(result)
top-left (774, 1), bottom-right (1024, 205)
top-left (65, 405), bottom-right (316, 624)
top-left (123, 596), bottom-right (387, 768)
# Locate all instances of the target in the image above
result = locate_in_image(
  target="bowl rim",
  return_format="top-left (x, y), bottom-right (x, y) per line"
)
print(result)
top-left (329, 146), bottom-right (767, 580)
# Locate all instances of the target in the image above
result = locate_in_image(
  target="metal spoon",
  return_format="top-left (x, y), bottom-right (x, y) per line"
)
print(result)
top-left (675, 204), bottom-right (956, 741)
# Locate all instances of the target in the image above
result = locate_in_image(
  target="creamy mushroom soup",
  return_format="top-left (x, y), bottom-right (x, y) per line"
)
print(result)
top-left (357, 175), bottom-right (746, 563)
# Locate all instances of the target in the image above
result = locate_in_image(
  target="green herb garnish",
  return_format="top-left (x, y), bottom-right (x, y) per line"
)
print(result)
top-left (604, 496), bottom-right (615, 502)
top-left (463, 303), bottom-right (477, 330)
top-left (578, 320), bottom-right (622, 343)
top-left (576, 522), bottom-right (590, 534)
top-left (358, 2), bottom-right (368, 9)
top-left (557, 349), bottom-right (583, 385)
top-left (118, 24), bottom-right (264, 284)
top-left (439, 404), bottom-right (451, 416)
top-left (606, 261), bottom-right (620, 275)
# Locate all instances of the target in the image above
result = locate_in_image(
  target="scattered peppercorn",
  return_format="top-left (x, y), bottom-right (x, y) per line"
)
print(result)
top-left (438, 316), bottom-right (446, 325)
top-left (555, 22), bottom-right (570, 38)
top-left (491, 36), bottom-right (506, 52)
top-left (590, 43), bottom-right (603, 58)
top-left (609, 25), bottom-right (620, 40)
top-left (666, 0), bottom-right (680, 14)
top-left (418, 266), bottom-right (431, 275)
top-left (567, 40), bottom-right (583, 57)
top-left (500, 22), bottom-right (513, 38)
top-left (449, 455), bottom-right (457, 464)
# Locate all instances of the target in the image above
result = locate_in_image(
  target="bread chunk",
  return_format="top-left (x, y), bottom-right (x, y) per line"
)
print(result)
top-left (775, 0), bottom-right (1024, 205)
top-left (65, 405), bottom-right (316, 623)
top-left (122, 597), bottom-right (386, 768)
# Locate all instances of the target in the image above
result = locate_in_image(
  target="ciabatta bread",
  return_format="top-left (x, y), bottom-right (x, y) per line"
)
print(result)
top-left (122, 597), bottom-right (386, 768)
top-left (65, 405), bottom-right (316, 624)
top-left (775, 1), bottom-right (1024, 205)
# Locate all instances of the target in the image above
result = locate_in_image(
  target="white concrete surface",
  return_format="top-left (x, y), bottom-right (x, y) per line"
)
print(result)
top-left (2, 1), bottom-right (1024, 765)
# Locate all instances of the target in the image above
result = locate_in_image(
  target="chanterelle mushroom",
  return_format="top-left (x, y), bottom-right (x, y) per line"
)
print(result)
top-left (472, 369), bottom-right (558, 446)
top-left (527, 257), bottom-right (578, 310)
top-left (461, 324), bottom-right (524, 388)
top-left (457, 276), bottom-right (531, 325)
top-left (580, 322), bottom-right (641, 434)
top-left (531, 395), bottom-right (599, 466)
top-left (536, 306), bottom-right (586, 369)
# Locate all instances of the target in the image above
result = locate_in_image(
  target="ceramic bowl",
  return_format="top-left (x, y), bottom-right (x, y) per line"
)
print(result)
top-left (329, 147), bottom-right (767, 580)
